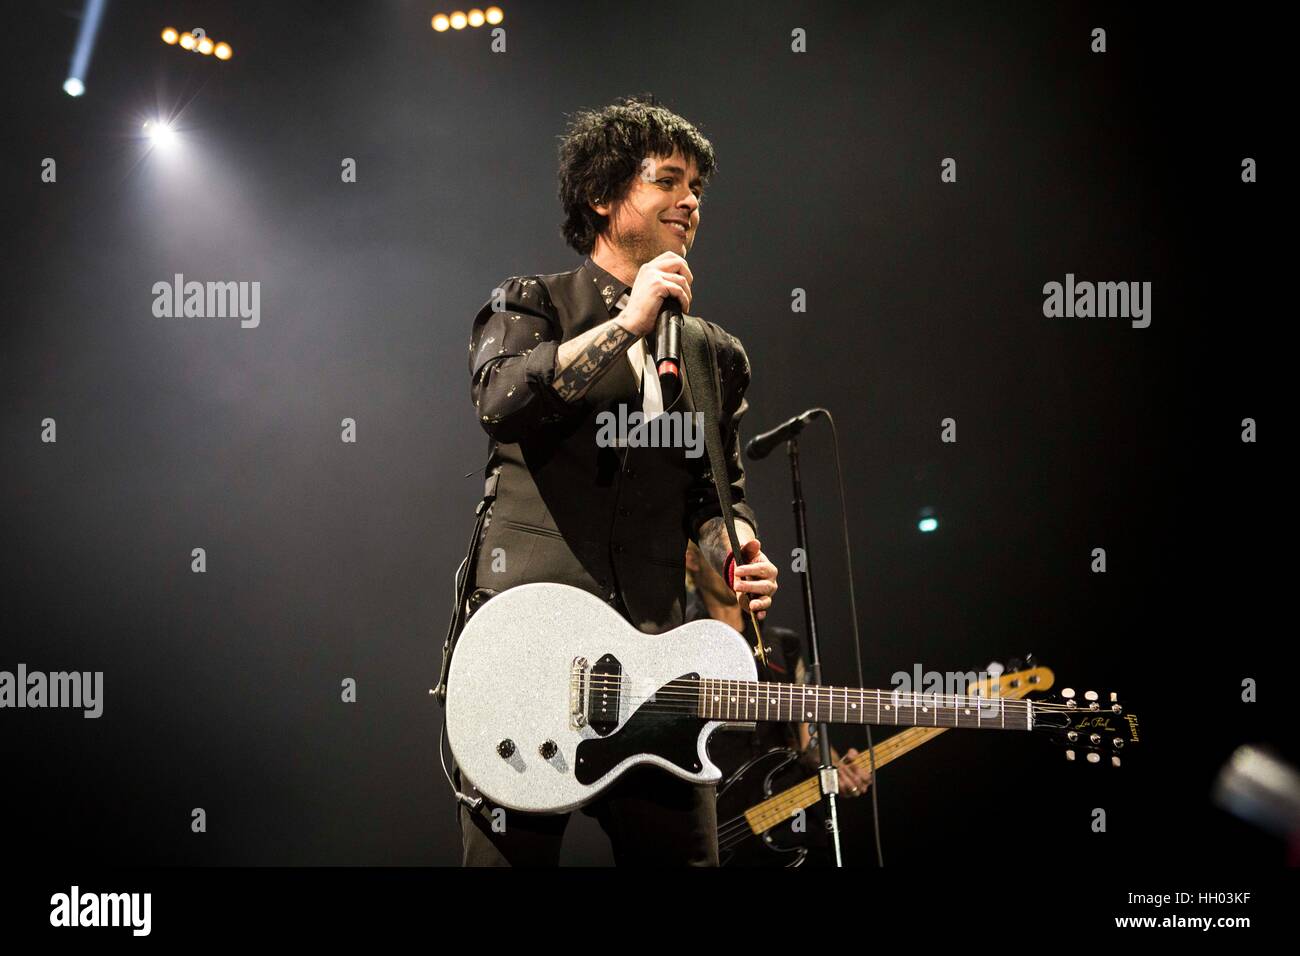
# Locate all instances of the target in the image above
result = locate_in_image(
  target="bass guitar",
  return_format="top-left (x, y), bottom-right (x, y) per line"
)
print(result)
top-left (716, 663), bottom-right (1055, 866)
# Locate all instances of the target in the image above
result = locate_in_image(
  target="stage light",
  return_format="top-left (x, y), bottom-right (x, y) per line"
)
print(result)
top-left (432, 14), bottom-right (450, 31)
top-left (65, 0), bottom-right (105, 98)
top-left (450, 11), bottom-right (467, 29)
top-left (142, 120), bottom-right (177, 150)
top-left (485, 6), bottom-right (504, 24)
top-left (162, 26), bottom-right (232, 60)
top-left (917, 506), bottom-right (939, 533)
top-left (468, 9), bottom-right (485, 27)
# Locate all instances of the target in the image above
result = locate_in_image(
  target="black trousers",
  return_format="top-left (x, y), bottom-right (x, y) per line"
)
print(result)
top-left (456, 764), bottom-right (719, 866)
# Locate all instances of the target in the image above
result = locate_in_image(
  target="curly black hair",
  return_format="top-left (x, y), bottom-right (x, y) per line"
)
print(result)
top-left (557, 94), bottom-right (717, 255)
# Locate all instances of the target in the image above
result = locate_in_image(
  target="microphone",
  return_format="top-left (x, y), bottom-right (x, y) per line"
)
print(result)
top-left (654, 301), bottom-right (684, 399)
top-left (745, 408), bottom-right (824, 460)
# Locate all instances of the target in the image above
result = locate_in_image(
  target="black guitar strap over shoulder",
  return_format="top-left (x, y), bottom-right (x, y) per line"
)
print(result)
top-left (682, 317), bottom-right (766, 664)
top-left (681, 317), bottom-right (744, 566)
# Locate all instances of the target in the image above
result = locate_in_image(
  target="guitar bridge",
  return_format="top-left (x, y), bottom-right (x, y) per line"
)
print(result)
top-left (570, 657), bottom-right (589, 729)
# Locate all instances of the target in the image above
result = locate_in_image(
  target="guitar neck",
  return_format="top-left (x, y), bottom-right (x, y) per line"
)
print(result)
top-left (697, 679), bottom-right (1034, 731)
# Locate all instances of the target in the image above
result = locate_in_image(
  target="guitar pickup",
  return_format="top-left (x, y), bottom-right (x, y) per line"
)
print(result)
top-left (586, 654), bottom-right (622, 736)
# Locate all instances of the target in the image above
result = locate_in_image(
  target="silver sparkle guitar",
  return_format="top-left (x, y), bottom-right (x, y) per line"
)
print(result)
top-left (444, 583), bottom-right (1138, 813)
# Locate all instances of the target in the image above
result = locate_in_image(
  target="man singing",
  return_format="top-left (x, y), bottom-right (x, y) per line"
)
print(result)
top-left (453, 95), bottom-right (778, 866)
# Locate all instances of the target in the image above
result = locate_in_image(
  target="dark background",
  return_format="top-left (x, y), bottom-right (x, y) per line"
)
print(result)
top-left (2, 0), bottom-right (1285, 867)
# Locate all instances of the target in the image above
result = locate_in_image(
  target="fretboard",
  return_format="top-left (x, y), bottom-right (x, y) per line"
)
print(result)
top-left (695, 679), bottom-right (1033, 731)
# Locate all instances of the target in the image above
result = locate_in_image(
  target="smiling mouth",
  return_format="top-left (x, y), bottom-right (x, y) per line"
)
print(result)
top-left (663, 221), bottom-right (689, 237)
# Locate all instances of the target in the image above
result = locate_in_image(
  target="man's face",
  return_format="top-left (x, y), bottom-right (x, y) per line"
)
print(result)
top-left (601, 149), bottom-right (702, 263)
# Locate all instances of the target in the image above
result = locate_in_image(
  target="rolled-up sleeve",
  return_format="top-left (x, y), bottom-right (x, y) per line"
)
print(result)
top-left (469, 276), bottom-right (584, 443)
top-left (686, 325), bottom-right (759, 541)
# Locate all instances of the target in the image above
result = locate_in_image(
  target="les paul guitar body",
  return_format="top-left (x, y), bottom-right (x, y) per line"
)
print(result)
top-left (446, 583), bottom-right (757, 814)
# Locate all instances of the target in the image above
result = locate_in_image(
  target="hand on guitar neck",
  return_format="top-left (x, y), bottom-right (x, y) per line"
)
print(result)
top-left (797, 729), bottom-right (871, 797)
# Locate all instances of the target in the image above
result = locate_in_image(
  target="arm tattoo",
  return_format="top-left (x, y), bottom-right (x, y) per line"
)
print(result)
top-left (553, 322), bottom-right (636, 402)
top-left (697, 517), bottom-right (732, 579)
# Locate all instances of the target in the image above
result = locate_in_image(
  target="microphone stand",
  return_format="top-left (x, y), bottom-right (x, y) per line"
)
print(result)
top-left (787, 437), bottom-right (844, 866)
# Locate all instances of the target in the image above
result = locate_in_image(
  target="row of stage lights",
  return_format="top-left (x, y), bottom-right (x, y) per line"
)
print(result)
top-left (432, 7), bottom-right (504, 31)
top-left (66, 5), bottom-right (498, 96)
top-left (160, 27), bottom-right (233, 60)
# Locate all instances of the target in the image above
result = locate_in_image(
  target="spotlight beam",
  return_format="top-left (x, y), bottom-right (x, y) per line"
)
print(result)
top-left (66, 0), bottom-right (107, 95)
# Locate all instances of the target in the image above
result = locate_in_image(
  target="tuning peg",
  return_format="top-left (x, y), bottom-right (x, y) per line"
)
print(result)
top-left (1084, 690), bottom-right (1099, 701)
top-left (1112, 756), bottom-right (1122, 768)
top-left (1086, 752), bottom-right (1101, 764)
top-left (1112, 738), bottom-right (1124, 749)
top-left (1061, 687), bottom-right (1075, 699)
top-left (1065, 749), bottom-right (1076, 761)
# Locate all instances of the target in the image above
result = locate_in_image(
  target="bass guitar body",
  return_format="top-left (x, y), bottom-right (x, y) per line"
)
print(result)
top-left (716, 748), bottom-right (812, 867)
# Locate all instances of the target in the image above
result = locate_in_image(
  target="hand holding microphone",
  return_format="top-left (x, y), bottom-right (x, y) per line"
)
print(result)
top-left (615, 251), bottom-right (692, 338)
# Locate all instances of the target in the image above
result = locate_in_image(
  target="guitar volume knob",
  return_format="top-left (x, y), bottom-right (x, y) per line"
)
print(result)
top-left (497, 739), bottom-right (516, 759)
top-left (539, 740), bottom-right (558, 760)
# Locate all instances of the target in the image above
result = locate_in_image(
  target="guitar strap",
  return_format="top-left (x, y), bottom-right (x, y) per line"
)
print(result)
top-left (433, 464), bottom-right (498, 706)
top-left (681, 317), bottom-right (767, 665)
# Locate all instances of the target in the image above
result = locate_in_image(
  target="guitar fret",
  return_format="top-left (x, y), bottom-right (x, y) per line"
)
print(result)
top-left (691, 675), bottom-right (1036, 731)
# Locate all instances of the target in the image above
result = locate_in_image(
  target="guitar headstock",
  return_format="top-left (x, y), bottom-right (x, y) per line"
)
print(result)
top-left (971, 663), bottom-right (1055, 701)
top-left (1032, 687), bottom-right (1140, 767)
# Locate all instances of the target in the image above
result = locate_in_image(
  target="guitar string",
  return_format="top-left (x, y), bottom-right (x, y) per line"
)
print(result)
top-left (573, 692), bottom-right (1113, 719)
top-left (574, 677), bottom-right (1081, 705)
top-left (569, 701), bottom-right (1090, 725)
top-left (567, 680), bottom-right (1100, 716)
top-left (573, 677), bottom-right (1063, 706)
top-left (568, 675), bottom-right (1097, 711)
